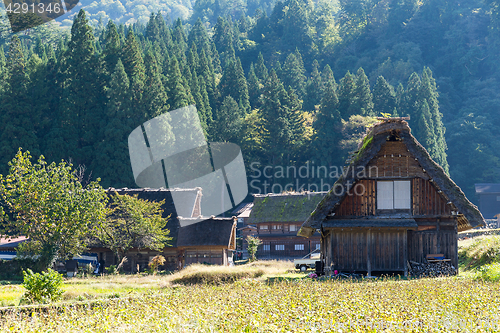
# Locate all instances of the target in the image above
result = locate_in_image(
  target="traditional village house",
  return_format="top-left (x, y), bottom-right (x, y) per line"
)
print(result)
top-left (475, 183), bottom-right (500, 219)
top-left (299, 118), bottom-right (485, 276)
top-left (90, 188), bottom-right (236, 271)
top-left (247, 192), bottom-right (326, 259)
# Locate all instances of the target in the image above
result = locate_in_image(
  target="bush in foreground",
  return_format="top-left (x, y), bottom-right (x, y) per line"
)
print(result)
top-left (21, 269), bottom-right (64, 304)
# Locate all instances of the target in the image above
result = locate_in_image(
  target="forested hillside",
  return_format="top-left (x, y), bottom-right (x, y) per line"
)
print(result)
top-left (0, 0), bottom-right (499, 201)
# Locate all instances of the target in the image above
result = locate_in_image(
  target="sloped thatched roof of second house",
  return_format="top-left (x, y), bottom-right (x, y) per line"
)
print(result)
top-left (299, 119), bottom-right (485, 237)
top-left (248, 192), bottom-right (328, 224)
top-left (177, 217), bottom-right (236, 248)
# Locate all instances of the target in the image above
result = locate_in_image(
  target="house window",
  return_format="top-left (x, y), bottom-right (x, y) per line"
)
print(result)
top-left (295, 244), bottom-right (304, 251)
top-left (275, 245), bottom-right (285, 251)
top-left (377, 180), bottom-right (411, 209)
top-left (260, 225), bottom-right (268, 230)
top-left (263, 244), bottom-right (270, 251)
top-left (315, 243), bottom-right (321, 250)
top-left (289, 225), bottom-right (297, 232)
top-left (272, 224), bottom-right (282, 230)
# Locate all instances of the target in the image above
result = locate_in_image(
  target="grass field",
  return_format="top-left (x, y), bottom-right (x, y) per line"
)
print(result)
top-left (2, 277), bottom-right (500, 332)
top-left (1, 237), bottom-right (500, 332)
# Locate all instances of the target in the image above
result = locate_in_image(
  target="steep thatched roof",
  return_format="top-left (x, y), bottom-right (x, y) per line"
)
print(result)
top-left (247, 192), bottom-right (328, 224)
top-left (298, 119), bottom-right (485, 237)
top-left (177, 217), bottom-right (236, 248)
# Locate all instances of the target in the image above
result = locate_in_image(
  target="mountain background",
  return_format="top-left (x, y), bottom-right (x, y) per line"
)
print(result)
top-left (0, 0), bottom-right (499, 203)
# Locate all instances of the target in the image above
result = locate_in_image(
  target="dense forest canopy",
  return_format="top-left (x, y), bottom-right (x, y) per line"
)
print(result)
top-left (0, 0), bottom-right (499, 202)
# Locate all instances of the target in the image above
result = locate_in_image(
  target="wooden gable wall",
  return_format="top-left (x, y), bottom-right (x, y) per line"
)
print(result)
top-left (366, 140), bottom-right (429, 179)
top-left (334, 140), bottom-right (451, 218)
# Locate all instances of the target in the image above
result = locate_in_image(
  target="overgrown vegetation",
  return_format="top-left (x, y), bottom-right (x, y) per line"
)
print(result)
top-left (2, 277), bottom-right (500, 331)
top-left (0, 150), bottom-right (108, 271)
top-left (459, 235), bottom-right (500, 282)
top-left (21, 269), bottom-right (64, 304)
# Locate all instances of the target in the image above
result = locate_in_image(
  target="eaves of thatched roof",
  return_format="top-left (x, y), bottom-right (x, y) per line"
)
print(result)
top-left (298, 119), bottom-right (485, 237)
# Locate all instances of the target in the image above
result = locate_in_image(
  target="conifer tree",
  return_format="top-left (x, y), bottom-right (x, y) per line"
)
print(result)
top-left (0, 48), bottom-right (7, 95)
top-left (352, 67), bottom-right (373, 116)
top-left (213, 16), bottom-right (234, 61)
top-left (188, 18), bottom-right (211, 56)
top-left (402, 72), bottom-right (421, 118)
top-left (218, 57), bottom-right (250, 113)
top-left (172, 18), bottom-right (188, 54)
top-left (143, 50), bottom-right (169, 119)
top-left (420, 67), bottom-right (449, 172)
top-left (337, 71), bottom-right (356, 120)
top-left (189, 68), bottom-right (209, 133)
top-left (145, 12), bottom-right (160, 42)
top-left (255, 52), bottom-right (268, 82)
top-left (58, 10), bottom-right (105, 166)
top-left (198, 49), bottom-right (217, 109)
top-left (102, 20), bottom-right (121, 75)
top-left (373, 76), bottom-right (397, 116)
top-left (260, 69), bottom-right (305, 166)
top-left (212, 96), bottom-right (244, 144)
top-left (395, 83), bottom-right (405, 115)
top-left (166, 56), bottom-right (190, 110)
top-left (122, 29), bottom-right (146, 121)
top-left (321, 64), bottom-right (336, 98)
top-left (415, 100), bottom-right (436, 150)
top-left (247, 63), bottom-right (261, 108)
top-left (312, 78), bottom-right (342, 168)
top-left (303, 59), bottom-right (322, 111)
top-left (281, 52), bottom-right (307, 98)
top-left (198, 76), bottom-right (213, 133)
top-left (0, 35), bottom-right (39, 173)
top-left (94, 59), bottom-right (135, 188)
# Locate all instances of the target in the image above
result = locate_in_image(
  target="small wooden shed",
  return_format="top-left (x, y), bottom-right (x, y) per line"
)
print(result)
top-left (299, 118), bottom-right (485, 276)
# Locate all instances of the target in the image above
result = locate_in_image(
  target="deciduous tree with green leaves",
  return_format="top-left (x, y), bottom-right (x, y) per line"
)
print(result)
top-left (93, 191), bottom-right (172, 263)
top-left (0, 149), bottom-right (108, 270)
top-left (246, 235), bottom-right (262, 262)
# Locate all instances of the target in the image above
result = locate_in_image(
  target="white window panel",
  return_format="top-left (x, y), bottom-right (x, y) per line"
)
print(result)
top-left (263, 244), bottom-right (270, 251)
top-left (394, 180), bottom-right (411, 209)
top-left (289, 225), bottom-right (297, 231)
top-left (260, 225), bottom-right (268, 230)
top-left (275, 245), bottom-right (284, 251)
top-left (315, 243), bottom-right (321, 250)
top-left (377, 181), bottom-right (394, 209)
top-left (294, 244), bottom-right (304, 251)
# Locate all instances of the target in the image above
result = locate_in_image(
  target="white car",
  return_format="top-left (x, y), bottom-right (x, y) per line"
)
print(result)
top-left (294, 250), bottom-right (321, 272)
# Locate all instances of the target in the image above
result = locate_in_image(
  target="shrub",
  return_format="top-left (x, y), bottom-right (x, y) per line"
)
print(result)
top-left (246, 236), bottom-right (262, 262)
top-left (22, 268), bottom-right (64, 304)
top-left (459, 235), bottom-right (500, 270)
top-left (105, 265), bottom-right (117, 274)
top-left (148, 255), bottom-right (166, 274)
top-left (476, 263), bottom-right (500, 282)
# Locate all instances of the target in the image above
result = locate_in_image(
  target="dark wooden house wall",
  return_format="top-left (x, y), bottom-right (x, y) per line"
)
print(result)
top-left (335, 179), bottom-right (451, 218)
top-left (408, 221), bottom-right (458, 268)
top-left (324, 229), bottom-right (407, 274)
top-left (412, 178), bottom-right (452, 216)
